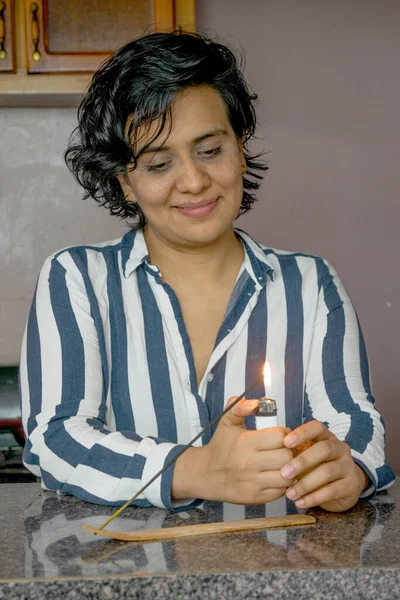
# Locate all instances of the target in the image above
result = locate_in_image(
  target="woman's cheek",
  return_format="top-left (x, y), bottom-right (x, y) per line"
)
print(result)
top-left (214, 163), bottom-right (242, 190)
top-left (137, 180), bottom-right (172, 208)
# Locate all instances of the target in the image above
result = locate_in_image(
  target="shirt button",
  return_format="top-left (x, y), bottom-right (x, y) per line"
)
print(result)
top-left (207, 373), bottom-right (214, 382)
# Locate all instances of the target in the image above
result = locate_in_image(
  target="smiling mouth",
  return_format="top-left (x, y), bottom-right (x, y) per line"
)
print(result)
top-left (175, 199), bottom-right (218, 218)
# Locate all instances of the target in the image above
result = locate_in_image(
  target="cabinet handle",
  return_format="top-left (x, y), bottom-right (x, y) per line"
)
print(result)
top-left (0, 1), bottom-right (7, 61)
top-left (30, 2), bottom-right (41, 62)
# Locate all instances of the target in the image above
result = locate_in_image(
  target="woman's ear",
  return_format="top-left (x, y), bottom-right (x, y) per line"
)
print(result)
top-left (237, 138), bottom-right (245, 165)
top-left (117, 173), bottom-right (136, 204)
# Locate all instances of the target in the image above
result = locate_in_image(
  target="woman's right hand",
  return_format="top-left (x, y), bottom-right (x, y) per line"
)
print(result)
top-left (172, 397), bottom-right (295, 504)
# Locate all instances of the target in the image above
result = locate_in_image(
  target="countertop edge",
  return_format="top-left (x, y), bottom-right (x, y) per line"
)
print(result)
top-left (1, 568), bottom-right (400, 600)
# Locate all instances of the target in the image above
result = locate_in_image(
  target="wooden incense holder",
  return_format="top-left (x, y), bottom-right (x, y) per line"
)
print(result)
top-left (81, 514), bottom-right (316, 541)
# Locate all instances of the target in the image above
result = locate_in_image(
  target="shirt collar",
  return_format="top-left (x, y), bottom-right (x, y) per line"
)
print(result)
top-left (234, 228), bottom-right (275, 286)
top-left (121, 227), bottom-right (275, 283)
top-left (121, 228), bottom-right (151, 278)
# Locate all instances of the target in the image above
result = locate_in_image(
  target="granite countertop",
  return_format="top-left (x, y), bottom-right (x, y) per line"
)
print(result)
top-left (0, 480), bottom-right (399, 599)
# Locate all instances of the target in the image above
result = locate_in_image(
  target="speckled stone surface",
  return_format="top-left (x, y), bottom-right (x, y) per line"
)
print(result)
top-left (0, 480), bottom-right (399, 599)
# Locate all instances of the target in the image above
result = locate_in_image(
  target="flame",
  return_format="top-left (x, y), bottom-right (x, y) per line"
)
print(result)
top-left (263, 361), bottom-right (271, 392)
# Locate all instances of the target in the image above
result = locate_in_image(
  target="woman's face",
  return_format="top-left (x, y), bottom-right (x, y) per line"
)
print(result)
top-left (119, 85), bottom-right (245, 249)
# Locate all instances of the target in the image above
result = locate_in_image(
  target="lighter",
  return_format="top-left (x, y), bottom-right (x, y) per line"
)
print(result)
top-left (255, 397), bottom-right (278, 429)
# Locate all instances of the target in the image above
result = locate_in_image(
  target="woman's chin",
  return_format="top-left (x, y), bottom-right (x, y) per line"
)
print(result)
top-left (174, 221), bottom-right (235, 248)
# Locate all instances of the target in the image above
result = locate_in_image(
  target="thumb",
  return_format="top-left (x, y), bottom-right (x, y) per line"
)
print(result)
top-left (221, 396), bottom-right (259, 428)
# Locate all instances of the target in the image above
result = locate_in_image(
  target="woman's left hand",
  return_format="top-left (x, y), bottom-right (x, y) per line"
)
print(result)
top-left (280, 420), bottom-right (370, 512)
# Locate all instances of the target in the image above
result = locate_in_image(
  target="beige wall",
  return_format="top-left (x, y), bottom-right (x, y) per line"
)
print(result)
top-left (0, 1), bottom-right (398, 471)
top-left (0, 109), bottom-right (127, 365)
top-left (197, 0), bottom-right (400, 472)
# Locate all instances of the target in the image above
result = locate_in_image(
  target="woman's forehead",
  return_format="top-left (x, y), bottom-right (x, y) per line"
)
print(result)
top-left (129, 86), bottom-right (233, 154)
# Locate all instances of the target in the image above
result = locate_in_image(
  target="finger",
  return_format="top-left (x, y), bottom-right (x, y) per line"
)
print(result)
top-left (283, 420), bottom-right (336, 449)
top-left (289, 478), bottom-right (348, 509)
top-left (252, 448), bottom-right (295, 476)
top-left (284, 459), bottom-right (345, 502)
top-left (256, 469), bottom-right (294, 489)
top-left (248, 487), bottom-right (289, 505)
top-left (248, 427), bottom-right (293, 451)
top-left (280, 439), bottom-right (344, 480)
top-left (222, 397), bottom-right (259, 427)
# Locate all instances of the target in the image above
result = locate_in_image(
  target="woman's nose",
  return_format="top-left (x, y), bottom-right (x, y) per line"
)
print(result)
top-left (175, 159), bottom-right (210, 194)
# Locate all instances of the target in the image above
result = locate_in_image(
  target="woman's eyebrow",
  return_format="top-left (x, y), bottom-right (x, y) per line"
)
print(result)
top-left (139, 128), bottom-right (228, 156)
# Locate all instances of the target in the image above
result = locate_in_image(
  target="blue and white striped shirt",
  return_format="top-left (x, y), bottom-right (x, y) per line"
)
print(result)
top-left (20, 228), bottom-right (395, 509)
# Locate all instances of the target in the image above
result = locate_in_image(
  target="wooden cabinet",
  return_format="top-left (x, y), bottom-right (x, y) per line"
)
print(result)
top-left (0, 0), bottom-right (16, 72)
top-left (0, 0), bottom-right (195, 104)
top-left (24, 0), bottom-right (176, 74)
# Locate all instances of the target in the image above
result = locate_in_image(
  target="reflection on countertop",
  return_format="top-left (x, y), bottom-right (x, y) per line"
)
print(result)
top-left (0, 480), bottom-right (399, 599)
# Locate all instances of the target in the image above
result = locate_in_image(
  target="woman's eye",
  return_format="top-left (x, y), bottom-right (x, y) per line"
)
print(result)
top-left (147, 161), bottom-right (171, 173)
top-left (200, 146), bottom-right (222, 158)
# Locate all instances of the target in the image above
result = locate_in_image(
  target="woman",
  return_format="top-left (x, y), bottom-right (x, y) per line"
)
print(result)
top-left (20, 31), bottom-right (394, 512)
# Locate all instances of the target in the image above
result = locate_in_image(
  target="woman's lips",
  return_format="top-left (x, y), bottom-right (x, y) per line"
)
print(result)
top-left (175, 199), bottom-right (218, 218)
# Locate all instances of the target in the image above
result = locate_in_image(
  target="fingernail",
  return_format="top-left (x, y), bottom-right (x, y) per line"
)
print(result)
top-left (295, 499), bottom-right (305, 508)
top-left (281, 465), bottom-right (295, 479)
top-left (286, 487), bottom-right (297, 500)
top-left (284, 434), bottom-right (298, 447)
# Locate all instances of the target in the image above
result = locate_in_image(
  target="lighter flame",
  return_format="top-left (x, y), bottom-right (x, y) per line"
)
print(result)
top-left (263, 361), bottom-right (271, 392)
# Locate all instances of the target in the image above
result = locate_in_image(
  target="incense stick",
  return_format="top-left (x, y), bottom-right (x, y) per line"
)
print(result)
top-left (85, 514), bottom-right (316, 542)
top-left (97, 373), bottom-right (264, 532)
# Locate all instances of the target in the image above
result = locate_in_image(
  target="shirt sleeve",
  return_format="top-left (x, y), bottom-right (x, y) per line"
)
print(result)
top-left (304, 259), bottom-right (396, 498)
top-left (19, 252), bottom-right (198, 510)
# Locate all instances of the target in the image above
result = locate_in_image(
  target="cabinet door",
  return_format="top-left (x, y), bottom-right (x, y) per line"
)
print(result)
top-left (0, 0), bottom-right (16, 72)
top-left (175, 0), bottom-right (195, 31)
top-left (24, 0), bottom-right (175, 74)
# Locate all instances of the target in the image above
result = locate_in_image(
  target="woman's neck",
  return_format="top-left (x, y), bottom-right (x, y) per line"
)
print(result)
top-left (143, 226), bottom-right (244, 289)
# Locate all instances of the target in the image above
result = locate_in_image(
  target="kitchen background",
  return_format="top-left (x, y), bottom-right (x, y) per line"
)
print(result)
top-left (0, 0), bottom-right (399, 478)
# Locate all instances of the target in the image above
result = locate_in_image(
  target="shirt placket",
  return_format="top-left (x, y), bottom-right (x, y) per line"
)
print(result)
top-left (199, 287), bottom-right (263, 394)
top-left (144, 260), bottom-right (267, 444)
top-left (145, 269), bottom-right (209, 443)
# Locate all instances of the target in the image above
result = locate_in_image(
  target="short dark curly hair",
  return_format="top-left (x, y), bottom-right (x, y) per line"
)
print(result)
top-left (65, 30), bottom-right (268, 228)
